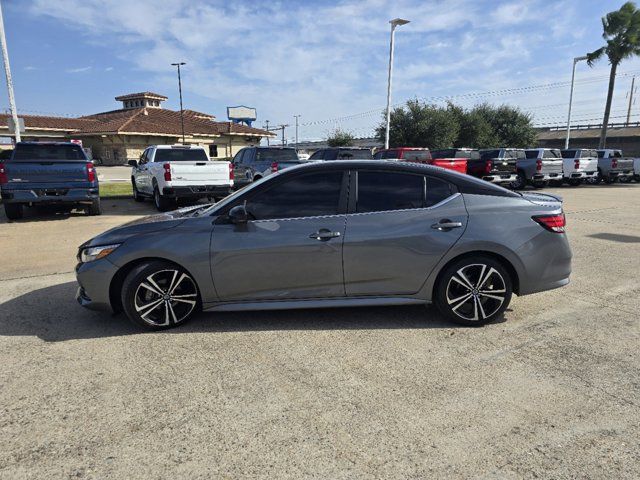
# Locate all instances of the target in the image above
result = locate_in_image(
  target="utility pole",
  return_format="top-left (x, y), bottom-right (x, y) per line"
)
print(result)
top-left (264, 120), bottom-right (270, 146)
top-left (565, 55), bottom-right (588, 149)
top-left (278, 124), bottom-right (288, 146)
top-left (294, 115), bottom-right (301, 148)
top-left (627, 76), bottom-right (635, 124)
top-left (385, 18), bottom-right (410, 150)
top-left (171, 62), bottom-right (186, 144)
top-left (0, 1), bottom-right (20, 142)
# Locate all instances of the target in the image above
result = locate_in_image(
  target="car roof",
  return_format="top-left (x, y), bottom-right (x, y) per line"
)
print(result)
top-left (279, 160), bottom-right (519, 198)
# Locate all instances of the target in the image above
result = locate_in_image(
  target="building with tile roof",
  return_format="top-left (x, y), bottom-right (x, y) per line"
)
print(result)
top-left (0, 92), bottom-right (274, 164)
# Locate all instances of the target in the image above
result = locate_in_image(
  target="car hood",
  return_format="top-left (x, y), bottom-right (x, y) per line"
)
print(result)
top-left (80, 205), bottom-right (203, 248)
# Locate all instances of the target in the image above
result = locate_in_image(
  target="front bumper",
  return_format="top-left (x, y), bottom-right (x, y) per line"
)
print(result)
top-left (532, 172), bottom-right (562, 181)
top-left (162, 185), bottom-right (232, 199)
top-left (482, 173), bottom-right (518, 184)
top-left (75, 257), bottom-right (120, 313)
top-left (1, 187), bottom-right (99, 204)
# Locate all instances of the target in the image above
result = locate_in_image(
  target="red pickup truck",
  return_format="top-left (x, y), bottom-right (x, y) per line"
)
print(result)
top-left (374, 147), bottom-right (467, 174)
top-left (427, 148), bottom-right (471, 175)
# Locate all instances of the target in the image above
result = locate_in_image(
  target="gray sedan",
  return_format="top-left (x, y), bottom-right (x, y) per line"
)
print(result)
top-left (76, 161), bottom-right (572, 330)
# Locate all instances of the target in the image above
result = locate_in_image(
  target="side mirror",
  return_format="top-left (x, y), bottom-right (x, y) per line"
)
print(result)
top-left (228, 204), bottom-right (248, 224)
top-left (128, 159), bottom-right (138, 167)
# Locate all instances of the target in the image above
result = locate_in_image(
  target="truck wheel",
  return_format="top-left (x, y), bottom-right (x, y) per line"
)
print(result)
top-left (567, 179), bottom-right (582, 187)
top-left (4, 203), bottom-right (23, 220)
top-left (132, 180), bottom-right (145, 202)
top-left (532, 180), bottom-right (548, 189)
top-left (154, 186), bottom-right (173, 212)
top-left (511, 171), bottom-right (526, 190)
top-left (86, 198), bottom-right (102, 216)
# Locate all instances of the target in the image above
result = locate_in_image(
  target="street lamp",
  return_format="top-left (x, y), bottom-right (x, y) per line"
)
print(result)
top-left (384, 17), bottom-right (410, 150)
top-left (171, 62), bottom-right (186, 144)
top-left (565, 55), bottom-right (588, 149)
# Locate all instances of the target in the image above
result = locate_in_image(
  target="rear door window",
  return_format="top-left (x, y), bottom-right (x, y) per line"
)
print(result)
top-left (356, 171), bottom-right (424, 213)
top-left (426, 177), bottom-right (454, 207)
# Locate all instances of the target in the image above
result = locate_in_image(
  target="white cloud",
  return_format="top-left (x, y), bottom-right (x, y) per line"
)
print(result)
top-left (66, 66), bottom-right (92, 73)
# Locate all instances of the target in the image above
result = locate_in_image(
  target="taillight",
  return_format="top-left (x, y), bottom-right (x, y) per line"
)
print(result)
top-left (86, 162), bottom-right (96, 183)
top-left (163, 163), bottom-right (172, 181)
top-left (612, 158), bottom-right (618, 169)
top-left (271, 162), bottom-right (278, 173)
top-left (536, 159), bottom-right (542, 172)
top-left (533, 214), bottom-right (566, 233)
top-left (574, 159), bottom-right (580, 170)
top-left (484, 160), bottom-right (493, 174)
top-left (228, 162), bottom-right (234, 180)
top-left (0, 162), bottom-right (7, 184)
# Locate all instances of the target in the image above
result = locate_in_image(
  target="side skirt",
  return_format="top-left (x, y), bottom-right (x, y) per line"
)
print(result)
top-left (204, 296), bottom-right (428, 312)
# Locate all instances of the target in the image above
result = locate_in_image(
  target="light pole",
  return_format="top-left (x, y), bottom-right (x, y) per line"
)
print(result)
top-left (565, 55), bottom-right (588, 149)
top-left (385, 18), bottom-right (409, 150)
top-left (0, 1), bottom-right (20, 142)
top-left (171, 62), bottom-right (186, 144)
top-left (294, 114), bottom-right (301, 148)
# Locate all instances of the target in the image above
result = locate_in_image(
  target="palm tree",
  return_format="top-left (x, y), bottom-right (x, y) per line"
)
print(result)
top-left (587, 2), bottom-right (640, 148)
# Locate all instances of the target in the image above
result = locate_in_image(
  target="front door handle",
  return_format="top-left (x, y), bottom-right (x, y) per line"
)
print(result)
top-left (309, 229), bottom-right (341, 241)
top-left (431, 220), bottom-right (463, 231)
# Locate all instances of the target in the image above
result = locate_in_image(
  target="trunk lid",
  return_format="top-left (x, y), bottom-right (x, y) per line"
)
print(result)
top-left (521, 192), bottom-right (563, 209)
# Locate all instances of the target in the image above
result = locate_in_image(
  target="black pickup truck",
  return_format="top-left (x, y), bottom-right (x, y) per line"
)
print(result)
top-left (0, 142), bottom-right (100, 220)
top-left (477, 148), bottom-right (520, 187)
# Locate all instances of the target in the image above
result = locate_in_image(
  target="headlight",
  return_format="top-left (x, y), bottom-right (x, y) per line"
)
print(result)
top-left (79, 244), bottom-right (120, 263)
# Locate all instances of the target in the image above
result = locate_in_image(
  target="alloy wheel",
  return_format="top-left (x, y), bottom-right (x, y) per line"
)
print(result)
top-left (445, 264), bottom-right (506, 322)
top-left (133, 269), bottom-right (198, 326)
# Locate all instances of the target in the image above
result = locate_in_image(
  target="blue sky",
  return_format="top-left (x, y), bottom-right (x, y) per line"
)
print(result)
top-left (1, 0), bottom-right (635, 142)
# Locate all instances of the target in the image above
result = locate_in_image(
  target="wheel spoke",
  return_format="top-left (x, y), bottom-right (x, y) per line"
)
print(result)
top-left (169, 273), bottom-right (188, 295)
top-left (146, 275), bottom-right (166, 295)
top-left (476, 296), bottom-right (487, 320)
top-left (450, 294), bottom-right (473, 312)
top-left (167, 302), bottom-right (177, 324)
top-left (171, 298), bottom-right (196, 306)
top-left (139, 282), bottom-right (163, 296)
top-left (479, 292), bottom-right (505, 302)
top-left (171, 293), bottom-right (197, 299)
top-left (167, 270), bottom-right (179, 294)
top-left (480, 288), bottom-right (505, 294)
top-left (477, 267), bottom-right (497, 290)
top-left (451, 273), bottom-right (473, 291)
top-left (448, 292), bottom-right (472, 305)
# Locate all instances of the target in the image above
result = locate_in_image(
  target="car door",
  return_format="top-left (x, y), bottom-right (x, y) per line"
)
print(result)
top-left (210, 169), bottom-right (348, 301)
top-left (136, 148), bottom-right (152, 193)
top-left (343, 170), bottom-right (467, 296)
top-left (231, 149), bottom-right (247, 188)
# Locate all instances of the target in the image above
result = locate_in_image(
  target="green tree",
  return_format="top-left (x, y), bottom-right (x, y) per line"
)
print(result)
top-left (476, 103), bottom-right (537, 147)
top-left (448, 103), bottom-right (498, 148)
top-left (587, 1), bottom-right (640, 147)
top-left (326, 128), bottom-right (355, 147)
top-left (375, 100), bottom-right (459, 148)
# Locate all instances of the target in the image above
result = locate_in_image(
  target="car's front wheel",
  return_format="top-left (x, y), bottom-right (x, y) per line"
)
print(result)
top-left (121, 261), bottom-right (201, 330)
top-left (434, 256), bottom-right (513, 326)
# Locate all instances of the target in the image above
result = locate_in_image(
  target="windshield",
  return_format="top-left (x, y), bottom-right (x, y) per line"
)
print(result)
top-left (154, 148), bottom-right (209, 162)
top-left (11, 144), bottom-right (87, 162)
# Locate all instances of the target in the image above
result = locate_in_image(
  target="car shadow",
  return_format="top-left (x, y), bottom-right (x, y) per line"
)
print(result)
top-left (0, 281), bottom-right (482, 342)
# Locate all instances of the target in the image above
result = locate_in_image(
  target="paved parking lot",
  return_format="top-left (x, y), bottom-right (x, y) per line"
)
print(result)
top-left (1, 185), bottom-right (639, 478)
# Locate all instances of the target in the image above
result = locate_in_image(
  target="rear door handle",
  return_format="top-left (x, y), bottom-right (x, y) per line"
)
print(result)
top-left (309, 229), bottom-right (341, 241)
top-left (431, 220), bottom-right (463, 231)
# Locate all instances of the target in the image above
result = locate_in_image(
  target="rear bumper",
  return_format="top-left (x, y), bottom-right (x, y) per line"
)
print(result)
top-left (532, 172), bottom-right (562, 181)
top-left (1, 187), bottom-right (99, 204)
top-left (567, 171), bottom-right (597, 179)
top-left (518, 232), bottom-right (572, 296)
top-left (482, 173), bottom-right (518, 184)
top-left (162, 185), bottom-right (232, 199)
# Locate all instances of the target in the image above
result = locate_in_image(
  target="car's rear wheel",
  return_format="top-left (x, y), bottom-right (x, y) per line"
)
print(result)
top-left (4, 202), bottom-right (23, 220)
top-left (153, 186), bottom-right (173, 212)
top-left (121, 261), bottom-right (200, 330)
top-left (511, 171), bottom-right (526, 190)
top-left (86, 198), bottom-right (102, 216)
top-left (434, 256), bottom-right (512, 326)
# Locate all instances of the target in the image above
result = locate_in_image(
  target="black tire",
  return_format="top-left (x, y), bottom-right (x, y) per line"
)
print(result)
top-left (434, 256), bottom-right (513, 327)
top-left (86, 198), bottom-right (102, 216)
top-left (132, 179), bottom-right (145, 202)
top-left (4, 203), bottom-right (23, 220)
top-left (121, 260), bottom-right (201, 330)
top-left (567, 179), bottom-right (582, 187)
top-left (532, 180), bottom-right (548, 189)
top-left (512, 171), bottom-right (526, 190)
top-left (153, 186), bottom-right (173, 212)
top-left (252, 175), bottom-right (262, 182)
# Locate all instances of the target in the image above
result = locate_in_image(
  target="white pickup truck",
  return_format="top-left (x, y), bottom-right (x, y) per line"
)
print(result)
top-left (559, 149), bottom-right (598, 186)
top-left (129, 145), bottom-right (233, 211)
